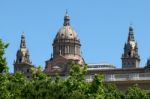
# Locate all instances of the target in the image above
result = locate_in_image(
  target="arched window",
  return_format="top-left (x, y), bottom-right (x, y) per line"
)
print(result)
top-left (19, 58), bottom-right (22, 63)
top-left (128, 51), bottom-right (131, 56)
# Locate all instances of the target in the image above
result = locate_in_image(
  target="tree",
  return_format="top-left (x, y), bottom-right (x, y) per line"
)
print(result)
top-left (7, 72), bottom-right (27, 99)
top-left (1, 52), bottom-right (150, 99)
top-left (104, 83), bottom-right (124, 99)
top-left (0, 38), bottom-right (9, 73)
top-left (126, 84), bottom-right (147, 99)
top-left (0, 73), bottom-right (11, 99)
top-left (31, 66), bottom-right (47, 80)
top-left (63, 62), bottom-right (88, 99)
top-left (88, 74), bottom-right (105, 99)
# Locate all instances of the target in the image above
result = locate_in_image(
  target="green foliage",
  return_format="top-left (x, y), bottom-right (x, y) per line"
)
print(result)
top-left (63, 62), bottom-right (88, 98)
top-left (0, 72), bottom-right (27, 99)
top-left (0, 38), bottom-right (9, 73)
top-left (31, 66), bottom-right (47, 80)
top-left (1, 37), bottom-right (150, 98)
top-left (126, 84), bottom-right (147, 99)
top-left (0, 73), bottom-right (11, 99)
top-left (66, 63), bottom-right (87, 92)
top-left (144, 90), bottom-right (150, 98)
top-left (0, 62), bottom-right (105, 99)
top-left (104, 83), bottom-right (124, 99)
top-left (88, 74), bottom-right (104, 99)
top-left (8, 72), bottom-right (27, 99)
top-left (0, 59), bottom-right (150, 99)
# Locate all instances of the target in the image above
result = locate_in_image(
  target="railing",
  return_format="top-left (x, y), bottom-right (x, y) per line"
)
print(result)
top-left (85, 73), bottom-right (150, 82)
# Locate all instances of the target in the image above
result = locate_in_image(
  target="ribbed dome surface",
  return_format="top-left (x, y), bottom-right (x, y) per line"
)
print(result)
top-left (55, 26), bottom-right (78, 39)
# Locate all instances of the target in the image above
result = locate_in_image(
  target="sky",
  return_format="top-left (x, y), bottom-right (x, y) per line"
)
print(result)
top-left (0, 0), bottom-right (150, 73)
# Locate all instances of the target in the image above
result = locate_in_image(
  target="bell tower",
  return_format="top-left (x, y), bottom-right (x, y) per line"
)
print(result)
top-left (14, 33), bottom-right (34, 78)
top-left (15, 33), bottom-right (31, 64)
top-left (121, 26), bottom-right (140, 68)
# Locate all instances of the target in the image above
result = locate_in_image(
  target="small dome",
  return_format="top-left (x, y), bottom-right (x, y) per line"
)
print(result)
top-left (129, 26), bottom-right (133, 31)
top-left (55, 26), bottom-right (78, 39)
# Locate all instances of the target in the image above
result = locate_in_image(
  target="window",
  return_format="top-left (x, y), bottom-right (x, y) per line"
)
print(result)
top-left (128, 51), bottom-right (131, 56)
top-left (19, 58), bottom-right (22, 63)
top-left (27, 69), bottom-right (30, 73)
top-left (132, 62), bottom-right (135, 65)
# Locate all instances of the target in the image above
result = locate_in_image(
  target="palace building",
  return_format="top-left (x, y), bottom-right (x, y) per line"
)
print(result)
top-left (14, 12), bottom-right (150, 90)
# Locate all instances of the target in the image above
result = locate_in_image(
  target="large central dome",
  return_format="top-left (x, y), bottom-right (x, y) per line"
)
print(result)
top-left (55, 26), bottom-right (78, 39)
top-left (55, 11), bottom-right (78, 40)
top-left (45, 11), bottom-right (84, 75)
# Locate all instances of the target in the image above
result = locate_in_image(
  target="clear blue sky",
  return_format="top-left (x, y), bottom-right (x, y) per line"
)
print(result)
top-left (0, 0), bottom-right (150, 73)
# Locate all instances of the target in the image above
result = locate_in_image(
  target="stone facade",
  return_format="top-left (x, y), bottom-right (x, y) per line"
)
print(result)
top-left (121, 26), bottom-right (140, 68)
top-left (14, 33), bottom-right (34, 79)
top-left (86, 26), bottom-right (150, 90)
top-left (44, 11), bottom-right (84, 75)
top-left (13, 12), bottom-right (150, 90)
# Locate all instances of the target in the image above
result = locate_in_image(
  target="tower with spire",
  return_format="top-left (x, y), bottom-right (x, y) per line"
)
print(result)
top-left (121, 26), bottom-right (140, 68)
top-left (14, 33), bottom-right (34, 79)
top-left (44, 11), bottom-right (85, 75)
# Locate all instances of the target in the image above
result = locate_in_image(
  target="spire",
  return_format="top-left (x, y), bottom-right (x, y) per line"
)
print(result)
top-left (128, 25), bottom-right (135, 42)
top-left (121, 26), bottom-right (140, 68)
top-left (20, 32), bottom-right (26, 48)
top-left (63, 10), bottom-right (70, 26)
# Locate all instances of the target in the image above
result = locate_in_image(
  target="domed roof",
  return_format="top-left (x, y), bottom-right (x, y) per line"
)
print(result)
top-left (55, 11), bottom-right (78, 40)
top-left (55, 26), bottom-right (78, 39)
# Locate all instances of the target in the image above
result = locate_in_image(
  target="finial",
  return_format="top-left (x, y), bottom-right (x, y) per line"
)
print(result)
top-left (20, 32), bottom-right (26, 48)
top-left (65, 9), bottom-right (68, 16)
top-left (129, 22), bottom-right (133, 31)
top-left (21, 32), bottom-right (25, 39)
top-left (127, 24), bottom-right (135, 42)
top-left (130, 22), bottom-right (132, 26)
top-left (64, 10), bottom-right (70, 26)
